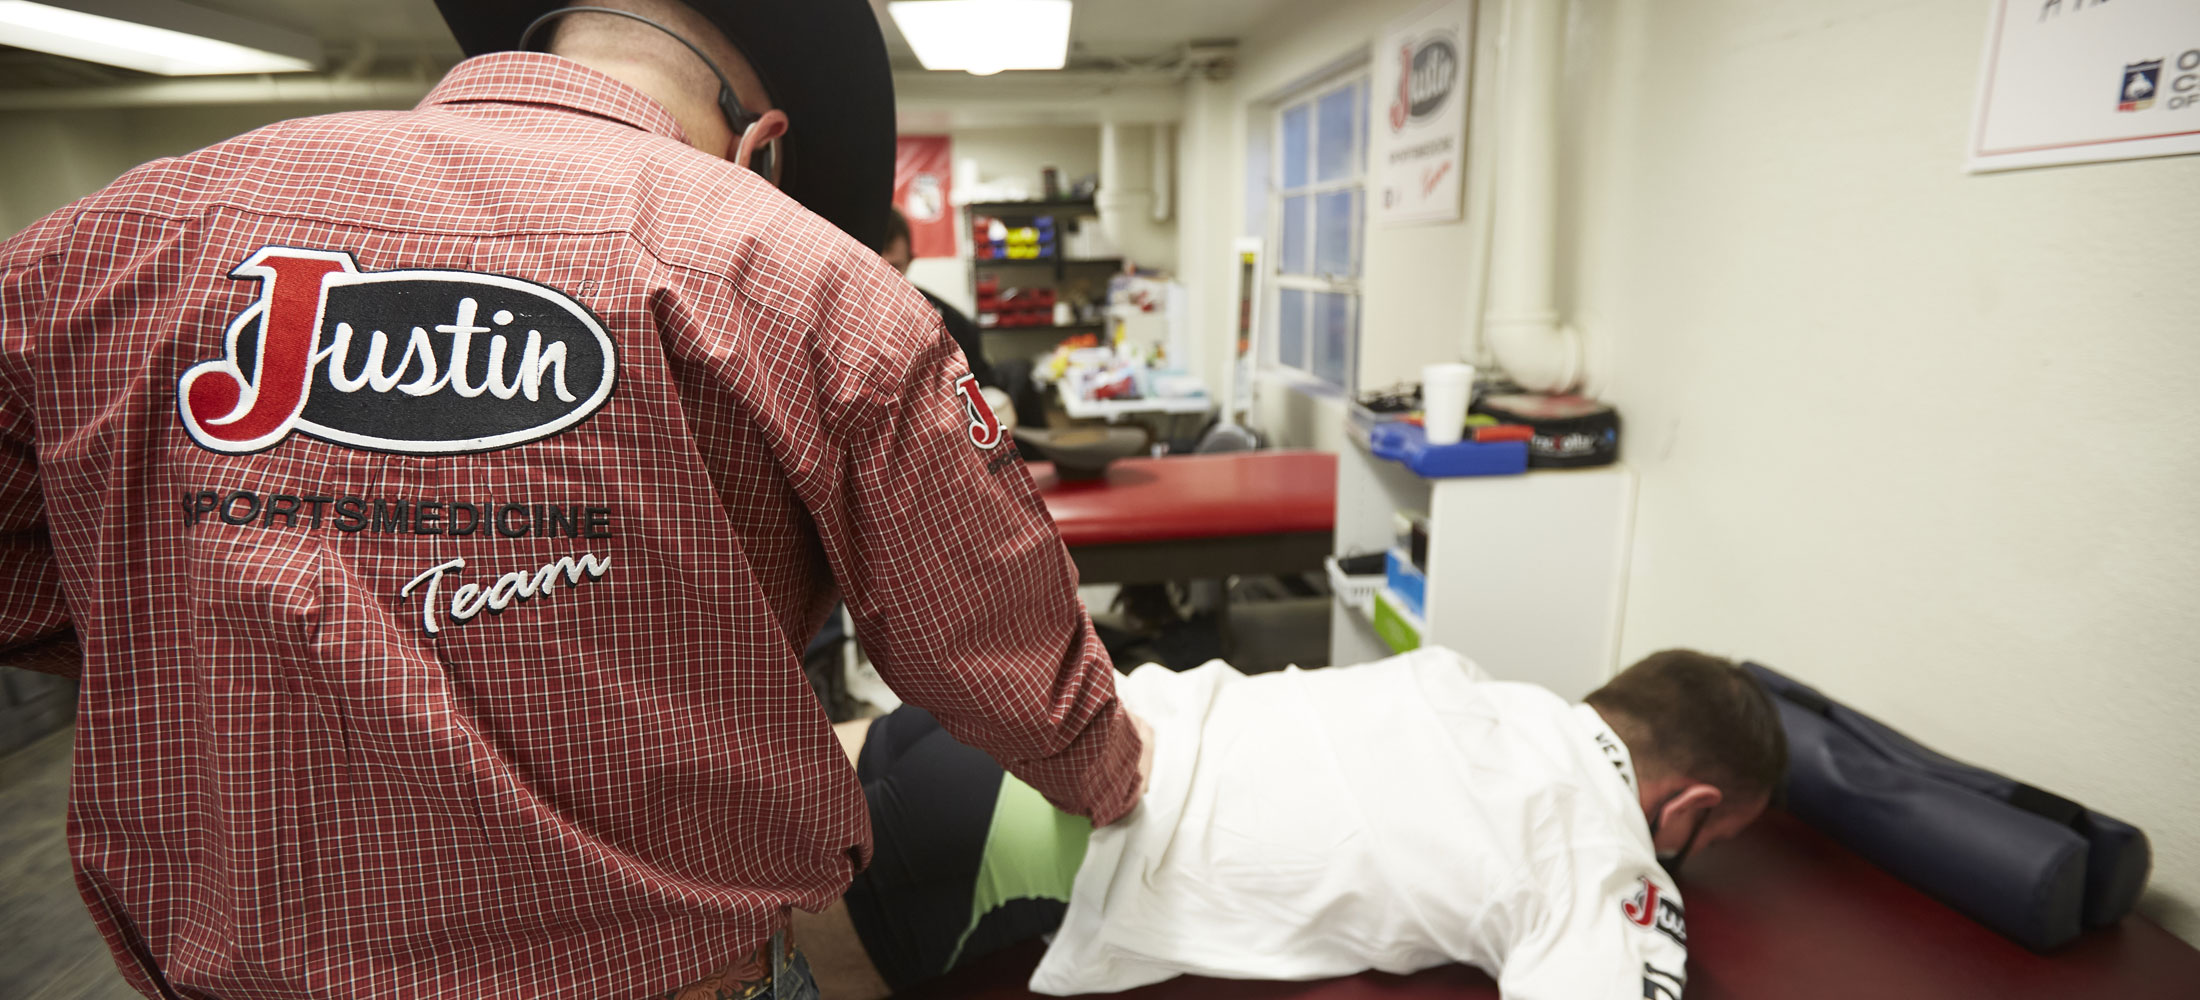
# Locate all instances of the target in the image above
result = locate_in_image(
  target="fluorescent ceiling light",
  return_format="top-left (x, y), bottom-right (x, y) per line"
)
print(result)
top-left (0, 0), bottom-right (320, 76)
top-left (888, 0), bottom-right (1072, 76)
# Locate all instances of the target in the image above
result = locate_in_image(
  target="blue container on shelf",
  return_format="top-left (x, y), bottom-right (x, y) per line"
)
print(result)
top-left (1384, 548), bottom-right (1427, 620)
top-left (1367, 422), bottom-right (1527, 478)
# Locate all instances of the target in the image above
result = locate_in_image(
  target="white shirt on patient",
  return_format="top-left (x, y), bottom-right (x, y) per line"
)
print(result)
top-left (1029, 647), bottom-right (1690, 999)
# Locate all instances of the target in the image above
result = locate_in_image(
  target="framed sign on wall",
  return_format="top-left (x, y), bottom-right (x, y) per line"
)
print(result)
top-left (1371, 0), bottom-right (1473, 224)
top-left (1970, 0), bottom-right (2200, 172)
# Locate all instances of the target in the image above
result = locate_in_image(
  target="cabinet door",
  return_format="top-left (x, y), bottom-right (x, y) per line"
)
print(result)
top-left (1422, 468), bottom-right (1635, 700)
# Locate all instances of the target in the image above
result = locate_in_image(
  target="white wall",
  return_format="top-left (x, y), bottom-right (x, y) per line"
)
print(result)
top-left (1570, 0), bottom-right (2200, 943)
top-left (1174, 51), bottom-right (1255, 424)
top-left (949, 124), bottom-right (1104, 201)
top-left (1, 101), bottom-right (405, 235)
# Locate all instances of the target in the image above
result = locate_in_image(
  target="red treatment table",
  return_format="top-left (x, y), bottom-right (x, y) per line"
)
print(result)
top-left (895, 811), bottom-right (2200, 1000)
top-left (1028, 451), bottom-right (1337, 585)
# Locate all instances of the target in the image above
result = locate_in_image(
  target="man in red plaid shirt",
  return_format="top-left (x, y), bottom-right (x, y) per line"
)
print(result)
top-left (0, 2), bottom-right (1148, 997)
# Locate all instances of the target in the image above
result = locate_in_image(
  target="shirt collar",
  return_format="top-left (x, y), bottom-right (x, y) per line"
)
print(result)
top-left (1573, 703), bottom-right (1641, 799)
top-left (419, 52), bottom-right (689, 145)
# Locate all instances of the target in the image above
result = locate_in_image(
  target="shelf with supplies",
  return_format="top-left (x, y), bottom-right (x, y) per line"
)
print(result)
top-left (962, 198), bottom-right (1097, 217)
top-left (964, 200), bottom-right (1113, 339)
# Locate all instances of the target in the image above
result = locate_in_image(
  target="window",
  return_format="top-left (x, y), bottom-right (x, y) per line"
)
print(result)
top-left (1267, 74), bottom-right (1366, 390)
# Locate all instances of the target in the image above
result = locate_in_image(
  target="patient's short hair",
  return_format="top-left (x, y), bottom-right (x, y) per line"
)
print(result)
top-left (885, 207), bottom-right (911, 249)
top-left (1586, 649), bottom-right (1787, 809)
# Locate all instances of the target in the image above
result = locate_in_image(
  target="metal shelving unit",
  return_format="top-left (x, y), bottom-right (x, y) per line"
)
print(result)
top-left (965, 200), bottom-right (1115, 337)
top-left (964, 198), bottom-right (1098, 216)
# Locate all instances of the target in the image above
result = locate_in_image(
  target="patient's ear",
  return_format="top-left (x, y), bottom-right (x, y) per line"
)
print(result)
top-left (1673, 784), bottom-right (1723, 817)
top-left (1656, 784), bottom-right (1724, 839)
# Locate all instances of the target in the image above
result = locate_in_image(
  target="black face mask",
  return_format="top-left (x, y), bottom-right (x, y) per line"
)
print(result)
top-left (1647, 790), bottom-right (1709, 876)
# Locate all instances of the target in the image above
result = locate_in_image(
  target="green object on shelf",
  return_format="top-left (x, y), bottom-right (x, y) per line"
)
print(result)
top-left (1372, 589), bottom-right (1423, 654)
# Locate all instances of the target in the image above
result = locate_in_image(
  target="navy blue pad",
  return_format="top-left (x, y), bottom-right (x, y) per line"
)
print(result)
top-left (1746, 663), bottom-right (2149, 950)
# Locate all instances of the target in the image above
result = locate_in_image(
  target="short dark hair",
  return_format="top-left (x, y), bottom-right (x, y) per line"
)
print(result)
top-left (884, 207), bottom-right (911, 248)
top-left (1586, 649), bottom-right (1787, 809)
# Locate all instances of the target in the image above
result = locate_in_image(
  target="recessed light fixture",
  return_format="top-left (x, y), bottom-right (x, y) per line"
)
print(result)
top-left (888, 0), bottom-right (1072, 77)
top-left (0, 0), bottom-right (320, 76)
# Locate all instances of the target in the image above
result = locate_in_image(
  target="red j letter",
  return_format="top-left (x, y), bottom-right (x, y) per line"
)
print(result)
top-left (179, 247), bottom-right (354, 453)
top-left (956, 373), bottom-right (1004, 450)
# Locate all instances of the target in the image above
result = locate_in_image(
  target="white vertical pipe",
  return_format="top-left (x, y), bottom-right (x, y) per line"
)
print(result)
top-left (1179, 76), bottom-right (1232, 414)
top-left (1096, 122), bottom-right (1159, 265)
top-left (1151, 123), bottom-right (1175, 223)
top-left (1484, 0), bottom-right (1582, 392)
top-left (1100, 120), bottom-right (1129, 188)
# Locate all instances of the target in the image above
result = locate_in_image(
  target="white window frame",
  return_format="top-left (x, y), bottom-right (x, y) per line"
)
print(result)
top-left (1263, 67), bottom-right (1369, 393)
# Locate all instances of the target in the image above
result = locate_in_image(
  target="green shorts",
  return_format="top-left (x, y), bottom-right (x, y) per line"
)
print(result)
top-left (840, 705), bottom-right (1091, 991)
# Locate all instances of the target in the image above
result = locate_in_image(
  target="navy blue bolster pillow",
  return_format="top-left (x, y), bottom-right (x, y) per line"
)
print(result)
top-left (1744, 662), bottom-right (2150, 951)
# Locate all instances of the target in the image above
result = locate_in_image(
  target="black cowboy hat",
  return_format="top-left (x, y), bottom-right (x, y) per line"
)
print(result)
top-left (435, 0), bottom-right (897, 251)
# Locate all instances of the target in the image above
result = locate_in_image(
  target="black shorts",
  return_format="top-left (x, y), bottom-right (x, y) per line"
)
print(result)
top-left (841, 706), bottom-right (1082, 992)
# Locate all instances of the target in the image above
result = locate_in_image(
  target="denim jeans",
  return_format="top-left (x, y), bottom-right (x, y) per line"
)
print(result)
top-left (767, 949), bottom-right (820, 1000)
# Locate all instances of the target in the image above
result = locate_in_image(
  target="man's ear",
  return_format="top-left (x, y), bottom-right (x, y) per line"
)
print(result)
top-left (748, 108), bottom-right (789, 144)
top-left (1664, 784), bottom-right (1724, 827)
top-left (734, 109), bottom-right (790, 170)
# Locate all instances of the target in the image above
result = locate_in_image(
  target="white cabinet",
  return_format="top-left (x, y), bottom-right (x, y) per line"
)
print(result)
top-left (1329, 439), bottom-right (1635, 701)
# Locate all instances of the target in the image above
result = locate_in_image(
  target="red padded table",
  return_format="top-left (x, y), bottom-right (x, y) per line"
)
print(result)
top-left (896, 811), bottom-right (2200, 1000)
top-left (1029, 451), bottom-right (1337, 585)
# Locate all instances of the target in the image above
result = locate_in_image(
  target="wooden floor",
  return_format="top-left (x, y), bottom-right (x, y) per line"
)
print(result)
top-left (0, 727), bottom-right (137, 1000)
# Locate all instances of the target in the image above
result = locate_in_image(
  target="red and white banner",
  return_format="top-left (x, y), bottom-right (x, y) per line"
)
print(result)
top-left (893, 135), bottom-right (956, 258)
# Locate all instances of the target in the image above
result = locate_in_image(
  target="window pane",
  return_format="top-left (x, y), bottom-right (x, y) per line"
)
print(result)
top-left (1314, 189), bottom-right (1357, 277)
top-left (1280, 104), bottom-right (1310, 189)
top-left (1313, 292), bottom-right (1353, 386)
top-left (1315, 84), bottom-right (1358, 183)
top-left (1278, 288), bottom-right (1309, 371)
top-left (1280, 194), bottom-right (1311, 275)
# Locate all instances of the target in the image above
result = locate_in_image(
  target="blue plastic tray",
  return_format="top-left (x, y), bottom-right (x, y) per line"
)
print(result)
top-left (1367, 422), bottom-right (1528, 478)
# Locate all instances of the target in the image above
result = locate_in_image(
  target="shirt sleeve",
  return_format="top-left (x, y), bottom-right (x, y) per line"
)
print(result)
top-left (918, 288), bottom-right (994, 388)
top-left (0, 229), bottom-right (75, 677)
top-left (1497, 847), bottom-right (1691, 1000)
top-left (747, 242), bottom-right (1140, 827)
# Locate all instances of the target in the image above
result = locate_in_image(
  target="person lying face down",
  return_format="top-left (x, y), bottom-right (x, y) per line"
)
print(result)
top-left (792, 647), bottom-right (1789, 1000)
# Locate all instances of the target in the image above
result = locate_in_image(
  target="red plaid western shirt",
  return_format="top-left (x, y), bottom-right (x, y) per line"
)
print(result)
top-left (0, 52), bottom-right (1138, 1000)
